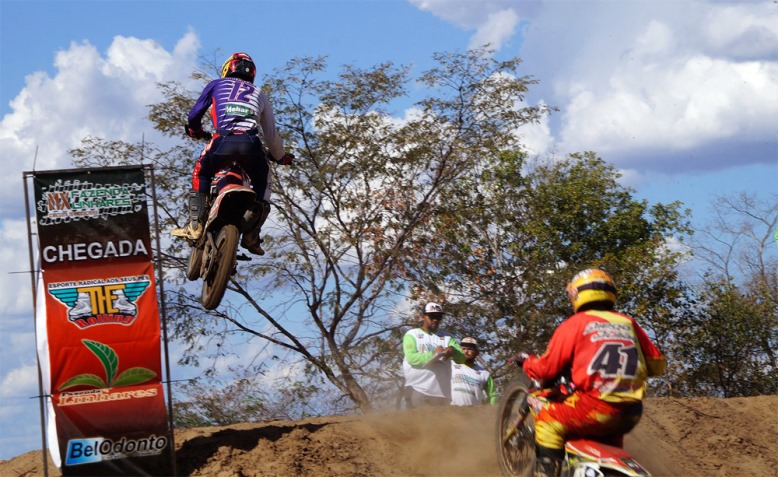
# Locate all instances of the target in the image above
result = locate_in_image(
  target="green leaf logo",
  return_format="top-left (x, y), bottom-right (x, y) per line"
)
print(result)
top-left (57, 339), bottom-right (157, 391)
top-left (83, 340), bottom-right (119, 384)
top-left (113, 367), bottom-right (158, 387)
top-left (58, 374), bottom-right (106, 390)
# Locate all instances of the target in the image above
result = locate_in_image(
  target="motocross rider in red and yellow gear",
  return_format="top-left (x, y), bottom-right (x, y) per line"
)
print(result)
top-left (518, 269), bottom-right (666, 477)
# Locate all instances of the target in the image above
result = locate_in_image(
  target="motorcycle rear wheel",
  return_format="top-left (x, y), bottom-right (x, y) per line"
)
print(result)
top-left (201, 225), bottom-right (239, 310)
top-left (496, 374), bottom-right (536, 477)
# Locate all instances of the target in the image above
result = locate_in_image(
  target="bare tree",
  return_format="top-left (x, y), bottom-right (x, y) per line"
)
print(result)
top-left (694, 192), bottom-right (778, 284)
top-left (673, 192), bottom-right (778, 396)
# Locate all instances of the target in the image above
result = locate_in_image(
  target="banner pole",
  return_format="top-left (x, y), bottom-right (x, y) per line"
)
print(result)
top-left (22, 171), bottom-right (49, 477)
top-left (145, 164), bottom-right (177, 476)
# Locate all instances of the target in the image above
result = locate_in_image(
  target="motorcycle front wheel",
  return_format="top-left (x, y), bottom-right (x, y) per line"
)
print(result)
top-left (201, 224), bottom-right (239, 310)
top-left (186, 245), bottom-right (204, 281)
top-left (496, 374), bottom-right (536, 477)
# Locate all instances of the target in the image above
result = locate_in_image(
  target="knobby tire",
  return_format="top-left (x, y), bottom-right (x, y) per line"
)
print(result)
top-left (186, 245), bottom-right (204, 281)
top-left (496, 374), bottom-right (536, 477)
top-left (201, 225), bottom-right (238, 310)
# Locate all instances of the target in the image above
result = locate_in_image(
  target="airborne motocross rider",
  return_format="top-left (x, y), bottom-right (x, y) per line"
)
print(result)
top-left (513, 268), bottom-right (666, 477)
top-left (173, 52), bottom-right (293, 256)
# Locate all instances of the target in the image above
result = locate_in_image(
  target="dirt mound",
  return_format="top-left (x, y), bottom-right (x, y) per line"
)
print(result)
top-left (2, 395), bottom-right (776, 476)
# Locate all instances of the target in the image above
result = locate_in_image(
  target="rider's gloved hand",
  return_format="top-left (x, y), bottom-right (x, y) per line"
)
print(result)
top-left (275, 153), bottom-right (294, 166)
top-left (508, 352), bottom-right (531, 367)
top-left (187, 127), bottom-right (206, 139)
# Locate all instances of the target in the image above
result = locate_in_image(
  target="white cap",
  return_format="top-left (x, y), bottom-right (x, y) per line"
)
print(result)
top-left (461, 337), bottom-right (478, 349)
top-left (424, 302), bottom-right (444, 314)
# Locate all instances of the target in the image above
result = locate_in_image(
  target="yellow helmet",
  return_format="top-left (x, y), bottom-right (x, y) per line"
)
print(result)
top-left (566, 268), bottom-right (617, 313)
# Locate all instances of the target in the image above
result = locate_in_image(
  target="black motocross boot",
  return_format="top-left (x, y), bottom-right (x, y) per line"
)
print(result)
top-left (188, 191), bottom-right (208, 239)
top-left (173, 191), bottom-right (207, 240)
top-left (534, 445), bottom-right (564, 477)
top-left (240, 200), bottom-right (270, 255)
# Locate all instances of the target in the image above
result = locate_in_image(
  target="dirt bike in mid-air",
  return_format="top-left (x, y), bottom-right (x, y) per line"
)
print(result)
top-left (496, 370), bottom-right (651, 477)
top-left (179, 132), bottom-right (258, 310)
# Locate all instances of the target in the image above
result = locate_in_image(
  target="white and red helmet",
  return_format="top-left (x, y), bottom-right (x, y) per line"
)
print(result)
top-left (221, 52), bottom-right (256, 83)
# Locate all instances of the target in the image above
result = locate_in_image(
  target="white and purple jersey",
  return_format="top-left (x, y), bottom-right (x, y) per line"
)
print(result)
top-left (188, 77), bottom-right (284, 161)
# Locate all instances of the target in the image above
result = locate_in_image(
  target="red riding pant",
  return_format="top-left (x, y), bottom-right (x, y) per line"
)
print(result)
top-left (535, 392), bottom-right (642, 450)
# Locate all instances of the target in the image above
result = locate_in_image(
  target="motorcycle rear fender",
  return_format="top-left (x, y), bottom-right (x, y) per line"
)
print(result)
top-left (565, 439), bottom-right (650, 476)
top-left (212, 167), bottom-right (251, 188)
top-left (206, 188), bottom-right (256, 230)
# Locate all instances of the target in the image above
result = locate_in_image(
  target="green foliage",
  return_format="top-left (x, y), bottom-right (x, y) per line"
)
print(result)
top-left (412, 150), bottom-right (691, 392)
top-left (671, 279), bottom-right (778, 397)
top-left (147, 81), bottom-right (203, 137)
top-left (173, 370), bottom-right (356, 428)
top-left (173, 376), bottom-right (271, 428)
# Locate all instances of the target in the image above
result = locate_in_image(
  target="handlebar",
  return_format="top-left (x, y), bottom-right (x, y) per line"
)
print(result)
top-left (524, 369), bottom-right (575, 396)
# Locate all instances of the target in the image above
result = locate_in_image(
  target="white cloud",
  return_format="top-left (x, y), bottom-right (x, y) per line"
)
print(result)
top-left (0, 31), bottom-right (201, 218)
top-left (410, 0), bottom-right (532, 50)
top-left (468, 8), bottom-right (520, 51)
top-left (699, 3), bottom-right (778, 59)
top-left (0, 362), bottom-right (41, 458)
top-left (559, 55), bottom-right (778, 151)
top-left (537, 1), bottom-right (778, 171)
top-left (555, 10), bottom-right (778, 161)
top-left (0, 364), bottom-right (39, 400)
top-left (409, 0), bottom-right (778, 174)
top-left (516, 103), bottom-right (554, 156)
top-left (0, 219), bottom-right (35, 316)
top-left (409, 0), bottom-right (483, 26)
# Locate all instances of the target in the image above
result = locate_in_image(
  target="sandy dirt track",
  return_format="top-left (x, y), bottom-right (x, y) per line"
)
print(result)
top-left (2, 395), bottom-right (776, 476)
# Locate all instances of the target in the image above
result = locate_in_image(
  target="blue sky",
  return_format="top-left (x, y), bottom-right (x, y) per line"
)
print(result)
top-left (1, 0), bottom-right (776, 461)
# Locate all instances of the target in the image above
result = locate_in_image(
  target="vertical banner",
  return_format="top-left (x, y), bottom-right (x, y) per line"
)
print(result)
top-left (33, 167), bottom-right (171, 476)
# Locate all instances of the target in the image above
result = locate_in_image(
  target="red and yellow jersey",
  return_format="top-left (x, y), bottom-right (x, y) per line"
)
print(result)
top-left (523, 310), bottom-right (666, 403)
